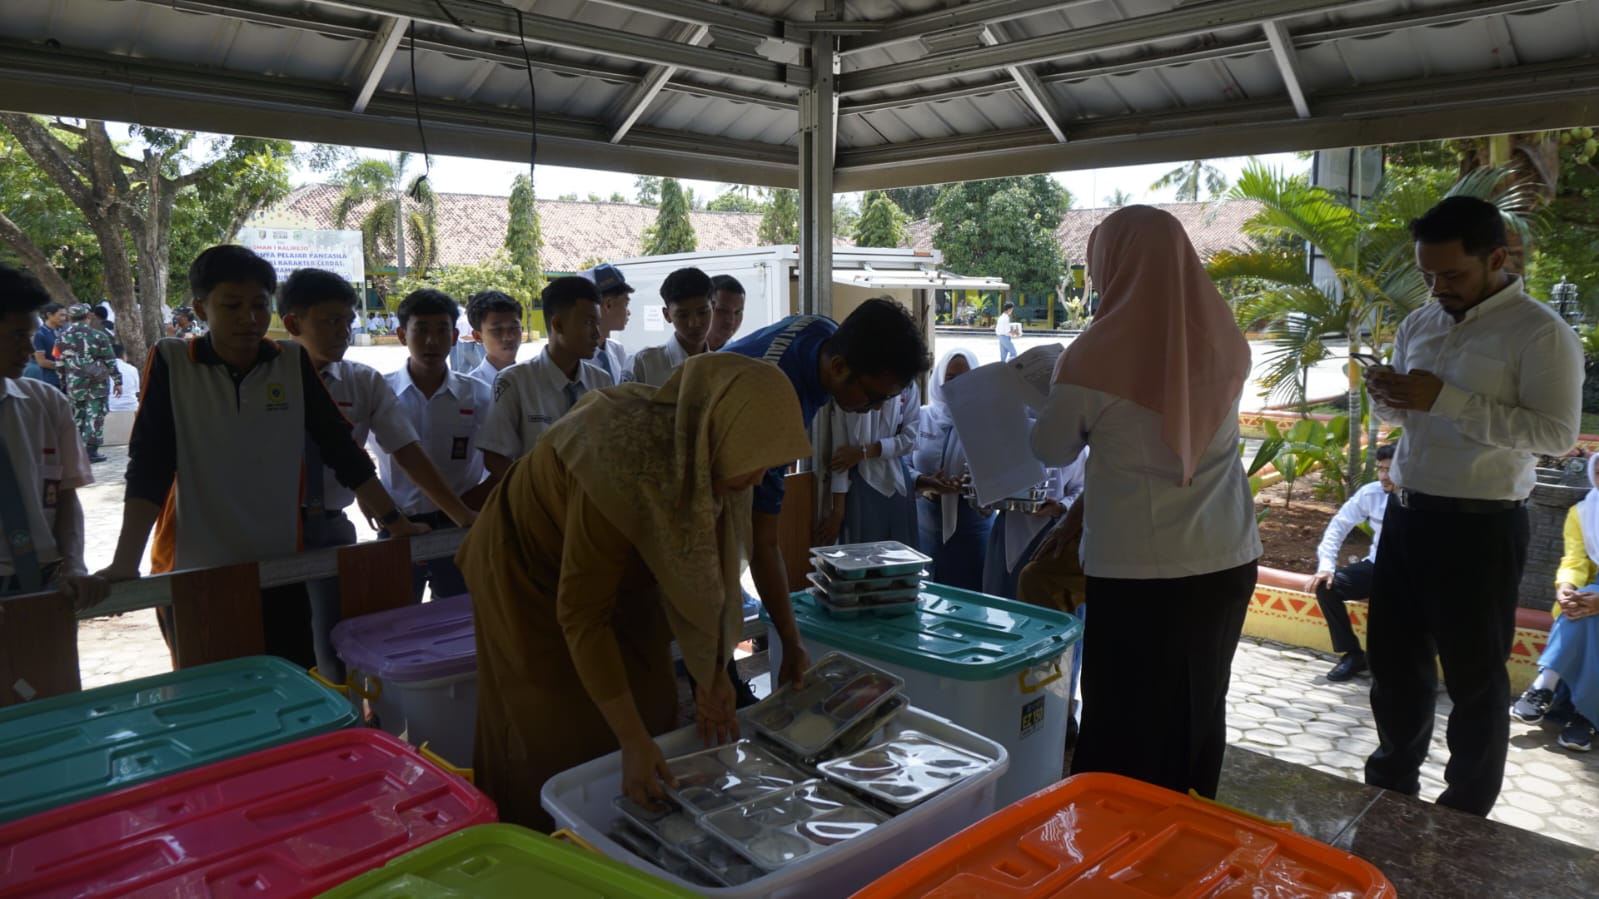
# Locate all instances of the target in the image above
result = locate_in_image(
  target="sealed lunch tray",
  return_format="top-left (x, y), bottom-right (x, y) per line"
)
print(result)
top-left (318, 823), bottom-right (703, 898)
top-left (810, 588), bottom-right (920, 620)
top-left (0, 655), bottom-right (357, 823)
top-left (665, 739), bottom-right (810, 815)
top-left (806, 569), bottom-right (925, 596)
top-left (812, 541), bottom-right (933, 580)
top-left (0, 729), bottom-right (498, 899)
top-left (818, 731), bottom-right (994, 810)
top-left (700, 779), bottom-right (888, 872)
top-left (742, 653), bottom-right (905, 758)
top-left (824, 695), bottom-right (910, 760)
top-left (610, 818), bottom-right (763, 888)
top-left (851, 772), bottom-right (1397, 898)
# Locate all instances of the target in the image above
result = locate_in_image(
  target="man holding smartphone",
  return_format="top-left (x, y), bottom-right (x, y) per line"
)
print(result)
top-left (1361, 197), bottom-right (1582, 817)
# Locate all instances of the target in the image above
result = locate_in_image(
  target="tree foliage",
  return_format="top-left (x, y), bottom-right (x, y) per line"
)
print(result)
top-left (1150, 160), bottom-right (1229, 202)
top-left (643, 178), bottom-right (698, 255)
top-left (853, 192), bottom-right (908, 248)
top-left (1104, 189), bottom-right (1134, 208)
top-left (931, 176), bottom-right (1070, 298)
top-left (707, 191), bottom-right (763, 213)
top-left (394, 251), bottom-right (534, 316)
top-left (332, 152), bottom-right (436, 281)
top-left (0, 127), bottom-right (102, 306)
top-left (757, 188), bottom-right (799, 244)
top-left (505, 173), bottom-right (546, 303)
top-left (882, 185), bottom-right (940, 220)
top-left (635, 175), bottom-right (663, 207)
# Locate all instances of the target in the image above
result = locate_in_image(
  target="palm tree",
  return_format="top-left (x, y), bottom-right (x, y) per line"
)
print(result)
top-left (1209, 161), bottom-right (1539, 498)
top-left (332, 152), bottom-right (436, 280)
top-left (1150, 160), bottom-right (1229, 202)
top-left (1104, 189), bottom-right (1134, 208)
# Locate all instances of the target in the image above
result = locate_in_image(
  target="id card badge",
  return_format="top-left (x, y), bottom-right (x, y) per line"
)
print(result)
top-left (451, 436), bottom-right (470, 460)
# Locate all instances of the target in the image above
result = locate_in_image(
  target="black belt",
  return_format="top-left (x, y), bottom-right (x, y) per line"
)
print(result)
top-left (1395, 488), bottom-right (1524, 514)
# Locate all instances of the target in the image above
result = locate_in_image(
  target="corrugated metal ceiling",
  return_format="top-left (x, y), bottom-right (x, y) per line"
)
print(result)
top-left (0, 0), bottom-right (1596, 190)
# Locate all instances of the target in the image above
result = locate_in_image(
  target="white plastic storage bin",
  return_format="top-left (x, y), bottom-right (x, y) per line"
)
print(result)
top-left (541, 705), bottom-right (1007, 899)
top-left (331, 593), bottom-right (478, 767)
top-left (768, 582), bottom-right (1081, 807)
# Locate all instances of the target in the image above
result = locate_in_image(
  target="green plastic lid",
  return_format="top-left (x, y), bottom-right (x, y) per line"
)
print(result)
top-left (764, 582), bottom-right (1083, 681)
top-left (317, 824), bottom-right (702, 898)
top-left (0, 655), bottom-right (356, 823)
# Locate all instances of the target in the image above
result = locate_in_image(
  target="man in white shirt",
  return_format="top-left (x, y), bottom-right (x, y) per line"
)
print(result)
top-left (279, 269), bottom-right (479, 673)
top-left (1305, 444), bottom-right (1394, 682)
top-left (996, 302), bottom-right (1020, 362)
top-left (463, 290), bottom-right (524, 386)
top-left (383, 288), bottom-right (495, 603)
top-left (1363, 196), bottom-right (1583, 817)
top-left (478, 276), bottom-right (612, 476)
top-left (629, 267), bottom-right (713, 387)
top-left (584, 262), bottom-right (632, 382)
top-left (0, 263), bottom-right (105, 608)
top-left (708, 274), bottom-right (746, 351)
top-left (109, 345), bottom-right (140, 412)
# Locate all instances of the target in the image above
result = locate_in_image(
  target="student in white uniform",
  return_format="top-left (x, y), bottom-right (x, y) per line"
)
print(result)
top-left (584, 262), bottom-right (633, 383)
top-left (382, 288), bottom-right (494, 603)
top-left (478, 277), bottom-right (613, 476)
top-left (279, 268), bottom-right (478, 677)
top-left (100, 246), bottom-right (424, 667)
top-left (464, 290), bottom-right (524, 386)
top-left (0, 263), bottom-right (105, 607)
top-left (629, 267), bottom-right (714, 387)
top-left (109, 344), bottom-right (140, 412)
top-left (708, 274), bottom-right (746, 351)
top-left (817, 382), bottom-right (922, 547)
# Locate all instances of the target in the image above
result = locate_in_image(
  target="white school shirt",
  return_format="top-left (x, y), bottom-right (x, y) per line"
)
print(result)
top-left (594, 337), bottom-right (629, 384)
top-left (1316, 480), bottom-right (1388, 573)
top-left (0, 378), bottom-right (93, 575)
top-left (995, 312), bottom-right (1011, 337)
top-left (109, 359), bottom-right (140, 411)
top-left (466, 355), bottom-right (512, 388)
top-left (1032, 386), bottom-right (1261, 579)
top-left (629, 336), bottom-right (700, 387)
top-left (379, 366), bottom-right (491, 515)
top-left (1376, 277), bottom-right (1582, 501)
top-left (477, 348), bottom-right (615, 461)
top-left (314, 358), bottom-right (419, 514)
top-left (829, 383), bottom-right (922, 497)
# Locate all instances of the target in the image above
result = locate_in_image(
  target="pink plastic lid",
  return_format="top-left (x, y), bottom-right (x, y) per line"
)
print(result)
top-left (331, 593), bottom-right (476, 682)
top-left (0, 729), bottom-right (497, 898)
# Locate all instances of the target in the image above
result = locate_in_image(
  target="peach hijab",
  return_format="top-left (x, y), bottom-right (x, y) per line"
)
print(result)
top-left (1053, 205), bottom-right (1251, 485)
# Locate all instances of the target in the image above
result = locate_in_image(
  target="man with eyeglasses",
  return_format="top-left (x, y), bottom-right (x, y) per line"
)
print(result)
top-left (722, 298), bottom-right (932, 690)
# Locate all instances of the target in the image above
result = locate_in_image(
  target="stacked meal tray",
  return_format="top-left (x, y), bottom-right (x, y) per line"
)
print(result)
top-left (604, 653), bottom-right (997, 889)
top-left (807, 541), bottom-right (932, 618)
top-left (962, 476), bottom-right (1057, 513)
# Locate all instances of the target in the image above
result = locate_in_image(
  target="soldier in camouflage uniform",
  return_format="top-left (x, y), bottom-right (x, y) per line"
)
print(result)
top-left (56, 304), bottom-right (122, 463)
top-left (172, 306), bottom-right (200, 338)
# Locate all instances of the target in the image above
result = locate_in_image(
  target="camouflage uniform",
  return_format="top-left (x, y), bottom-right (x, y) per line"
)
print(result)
top-left (56, 313), bottom-right (121, 455)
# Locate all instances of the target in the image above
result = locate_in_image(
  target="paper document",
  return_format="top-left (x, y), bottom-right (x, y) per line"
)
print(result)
top-left (943, 343), bottom-right (1065, 506)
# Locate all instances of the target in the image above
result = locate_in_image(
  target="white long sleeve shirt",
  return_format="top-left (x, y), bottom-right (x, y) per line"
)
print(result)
top-left (1376, 278), bottom-right (1582, 501)
top-left (629, 335), bottom-right (697, 387)
top-left (830, 384), bottom-right (921, 497)
top-left (1315, 480), bottom-right (1388, 573)
top-left (1032, 384), bottom-right (1261, 579)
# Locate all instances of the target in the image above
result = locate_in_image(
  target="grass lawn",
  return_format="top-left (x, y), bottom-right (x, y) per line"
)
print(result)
top-left (1583, 413), bottom-right (1599, 436)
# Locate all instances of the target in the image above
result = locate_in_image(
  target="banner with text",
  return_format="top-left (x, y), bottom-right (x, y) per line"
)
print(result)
top-left (238, 228), bottom-right (365, 284)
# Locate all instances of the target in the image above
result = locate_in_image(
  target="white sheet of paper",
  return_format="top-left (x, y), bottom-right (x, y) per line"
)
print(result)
top-left (943, 343), bottom-right (1065, 506)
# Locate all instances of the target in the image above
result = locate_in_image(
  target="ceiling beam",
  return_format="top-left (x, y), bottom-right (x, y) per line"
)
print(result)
top-left (1262, 20), bottom-right (1311, 119)
top-left (981, 25), bottom-right (1067, 142)
top-left (839, 0), bottom-right (1100, 57)
top-left (610, 23), bottom-right (710, 144)
top-left (581, 0), bottom-right (791, 44)
top-left (839, 0), bottom-right (1396, 95)
top-left (350, 15), bottom-right (408, 113)
top-left (305, 0), bottom-right (791, 86)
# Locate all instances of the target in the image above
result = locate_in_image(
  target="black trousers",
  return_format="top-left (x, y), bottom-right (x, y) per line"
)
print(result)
top-left (1316, 559), bottom-right (1375, 655)
top-left (1070, 560), bottom-right (1257, 799)
top-left (1364, 496), bottom-right (1527, 817)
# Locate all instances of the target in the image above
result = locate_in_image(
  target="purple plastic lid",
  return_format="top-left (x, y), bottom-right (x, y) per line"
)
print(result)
top-left (330, 593), bottom-right (477, 682)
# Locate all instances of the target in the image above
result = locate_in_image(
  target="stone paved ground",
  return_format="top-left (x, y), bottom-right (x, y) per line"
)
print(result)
top-left (1230, 637), bottom-right (1599, 849)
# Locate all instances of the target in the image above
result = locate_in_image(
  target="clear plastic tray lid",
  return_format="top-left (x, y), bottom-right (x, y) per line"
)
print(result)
top-left (806, 569), bottom-right (926, 596)
top-left (819, 694), bottom-right (909, 761)
top-left (664, 739), bottom-right (809, 815)
top-left (742, 653), bottom-right (906, 759)
top-left (699, 779), bottom-right (888, 872)
top-left (817, 730), bottom-right (995, 809)
top-left (810, 541), bottom-right (932, 579)
top-left (809, 588), bottom-right (920, 619)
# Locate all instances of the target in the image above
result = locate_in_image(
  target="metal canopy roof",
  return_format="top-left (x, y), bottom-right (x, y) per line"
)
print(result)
top-left (2, 0), bottom-right (1597, 191)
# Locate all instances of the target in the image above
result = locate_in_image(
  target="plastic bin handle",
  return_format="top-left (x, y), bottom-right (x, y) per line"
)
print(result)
top-left (551, 828), bottom-right (601, 854)
top-left (1018, 658), bottom-right (1064, 694)
top-left (306, 666), bottom-right (349, 697)
top-left (418, 741), bottom-right (475, 784)
top-left (349, 669), bottom-right (383, 702)
top-left (1186, 790), bottom-right (1295, 830)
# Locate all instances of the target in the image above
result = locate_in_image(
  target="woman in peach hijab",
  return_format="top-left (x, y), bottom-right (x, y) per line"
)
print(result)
top-left (1031, 205), bottom-right (1261, 798)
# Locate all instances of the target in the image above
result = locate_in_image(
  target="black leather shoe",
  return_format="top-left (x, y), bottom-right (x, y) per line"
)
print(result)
top-left (88, 452), bottom-right (109, 463)
top-left (1327, 651), bottom-right (1368, 682)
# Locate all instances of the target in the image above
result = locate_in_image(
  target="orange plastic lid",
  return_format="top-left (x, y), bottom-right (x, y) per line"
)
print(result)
top-left (854, 773), bottom-right (1395, 898)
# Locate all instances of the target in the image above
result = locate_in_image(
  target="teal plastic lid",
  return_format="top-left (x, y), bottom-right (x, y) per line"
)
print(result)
top-left (0, 655), bottom-right (356, 823)
top-left (318, 824), bottom-right (702, 898)
top-left (763, 582), bottom-right (1083, 681)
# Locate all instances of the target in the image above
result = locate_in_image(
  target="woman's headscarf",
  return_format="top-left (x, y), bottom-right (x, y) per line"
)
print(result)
top-left (544, 353), bottom-right (812, 689)
top-left (1053, 205), bottom-right (1251, 485)
top-left (926, 348), bottom-right (979, 542)
top-left (1578, 453), bottom-right (1599, 569)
